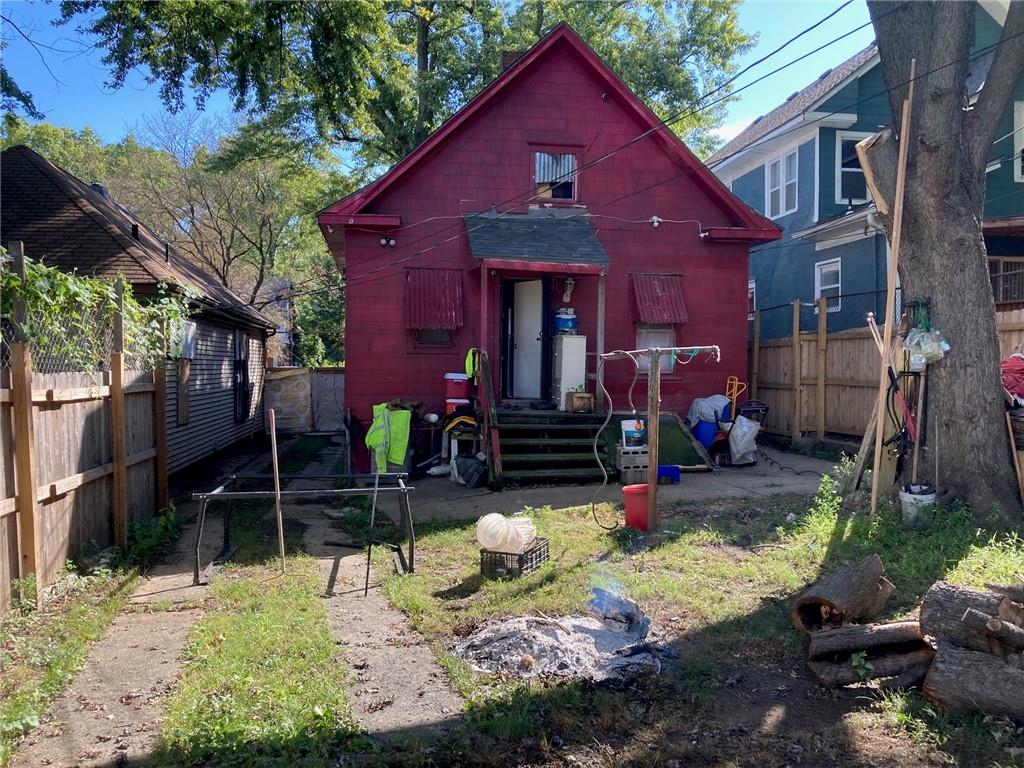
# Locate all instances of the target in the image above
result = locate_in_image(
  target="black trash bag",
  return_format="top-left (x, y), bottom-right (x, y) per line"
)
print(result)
top-left (455, 455), bottom-right (487, 488)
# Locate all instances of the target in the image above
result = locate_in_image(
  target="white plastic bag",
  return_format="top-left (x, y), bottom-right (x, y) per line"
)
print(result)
top-left (728, 415), bottom-right (761, 465)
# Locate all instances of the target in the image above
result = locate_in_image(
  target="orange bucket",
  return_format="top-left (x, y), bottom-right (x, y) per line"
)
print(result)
top-left (622, 484), bottom-right (649, 531)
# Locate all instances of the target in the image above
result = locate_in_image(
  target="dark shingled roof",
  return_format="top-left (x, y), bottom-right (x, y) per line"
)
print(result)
top-left (1, 145), bottom-right (273, 331)
top-left (463, 212), bottom-right (609, 265)
top-left (708, 44), bottom-right (879, 166)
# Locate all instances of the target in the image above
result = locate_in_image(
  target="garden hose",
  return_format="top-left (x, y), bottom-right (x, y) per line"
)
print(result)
top-left (590, 351), bottom-right (641, 532)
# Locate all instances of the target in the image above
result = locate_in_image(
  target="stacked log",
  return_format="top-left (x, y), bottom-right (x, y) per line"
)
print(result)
top-left (805, 620), bottom-right (934, 688)
top-left (919, 581), bottom-right (1024, 719)
top-left (790, 554), bottom-right (895, 634)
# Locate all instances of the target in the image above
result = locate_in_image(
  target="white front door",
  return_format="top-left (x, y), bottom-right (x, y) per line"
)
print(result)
top-left (513, 280), bottom-right (543, 398)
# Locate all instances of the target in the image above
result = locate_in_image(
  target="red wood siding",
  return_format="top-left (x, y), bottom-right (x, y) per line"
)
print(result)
top-left (341, 43), bottom-right (754, 460)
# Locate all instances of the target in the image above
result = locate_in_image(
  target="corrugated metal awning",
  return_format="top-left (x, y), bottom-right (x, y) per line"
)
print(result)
top-left (406, 268), bottom-right (464, 329)
top-left (632, 273), bottom-right (688, 324)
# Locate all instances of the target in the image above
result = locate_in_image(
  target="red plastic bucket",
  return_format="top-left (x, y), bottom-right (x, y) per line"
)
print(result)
top-left (623, 484), bottom-right (649, 531)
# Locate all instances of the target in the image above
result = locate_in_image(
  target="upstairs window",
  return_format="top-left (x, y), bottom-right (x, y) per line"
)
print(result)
top-left (767, 150), bottom-right (797, 218)
top-left (534, 151), bottom-right (576, 200)
top-left (815, 258), bottom-right (842, 313)
top-left (836, 131), bottom-right (872, 205)
top-left (1015, 102), bottom-right (1023, 183)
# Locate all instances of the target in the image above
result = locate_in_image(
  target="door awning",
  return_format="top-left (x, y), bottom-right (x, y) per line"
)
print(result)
top-left (632, 273), bottom-right (688, 324)
top-left (406, 268), bottom-right (464, 329)
top-left (464, 211), bottom-right (609, 269)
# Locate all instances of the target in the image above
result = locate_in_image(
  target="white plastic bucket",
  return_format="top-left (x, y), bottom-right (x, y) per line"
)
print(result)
top-left (899, 484), bottom-right (936, 528)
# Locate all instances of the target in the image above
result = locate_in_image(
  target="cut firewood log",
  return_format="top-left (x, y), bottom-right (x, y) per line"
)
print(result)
top-left (961, 608), bottom-right (1006, 656)
top-left (808, 647), bottom-right (934, 687)
top-left (986, 617), bottom-right (1024, 651)
top-left (985, 582), bottom-right (1024, 604)
top-left (790, 555), bottom-right (895, 634)
top-left (877, 661), bottom-right (932, 691)
top-left (807, 620), bottom-right (922, 658)
top-left (996, 597), bottom-right (1024, 628)
top-left (923, 641), bottom-right (1024, 718)
top-left (919, 582), bottom-right (1003, 652)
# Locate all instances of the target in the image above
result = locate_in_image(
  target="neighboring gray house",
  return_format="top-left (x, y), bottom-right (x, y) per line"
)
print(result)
top-left (0, 145), bottom-right (276, 475)
top-left (709, 1), bottom-right (1023, 338)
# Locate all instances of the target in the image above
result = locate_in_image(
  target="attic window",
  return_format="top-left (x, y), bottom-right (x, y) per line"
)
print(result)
top-left (535, 152), bottom-right (576, 200)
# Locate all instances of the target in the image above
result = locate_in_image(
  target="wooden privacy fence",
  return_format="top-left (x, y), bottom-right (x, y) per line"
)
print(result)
top-left (0, 245), bottom-right (168, 613)
top-left (749, 300), bottom-right (1024, 441)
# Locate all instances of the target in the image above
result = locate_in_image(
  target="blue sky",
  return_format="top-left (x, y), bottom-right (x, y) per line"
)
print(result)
top-left (1, 0), bottom-right (875, 146)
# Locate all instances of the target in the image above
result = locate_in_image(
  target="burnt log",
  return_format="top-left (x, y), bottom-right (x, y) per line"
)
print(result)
top-left (919, 582), bottom-right (1003, 652)
top-left (923, 641), bottom-right (1024, 718)
top-left (790, 555), bottom-right (895, 634)
top-left (807, 620), bottom-right (922, 658)
top-left (986, 617), bottom-right (1024, 651)
top-left (808, 647), bottom-right (934, 687)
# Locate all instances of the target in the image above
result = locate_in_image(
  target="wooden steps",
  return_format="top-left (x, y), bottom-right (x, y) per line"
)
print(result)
top-left (494, 410), bottom-right (613, 485)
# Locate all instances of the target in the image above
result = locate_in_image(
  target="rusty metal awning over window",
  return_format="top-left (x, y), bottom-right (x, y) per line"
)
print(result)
top-left (406, 268), bottom-right (463, 329)
top-left (632, 273), bottom-right (688, 324)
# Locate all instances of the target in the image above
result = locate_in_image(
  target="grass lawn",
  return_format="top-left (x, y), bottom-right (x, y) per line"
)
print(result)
top-left (151, 495), bottom-right (364, 767)
top-left (359, 471), bottom-right (1024, 767)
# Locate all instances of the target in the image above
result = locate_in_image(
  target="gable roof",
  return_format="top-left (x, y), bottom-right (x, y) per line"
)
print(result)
top-left (319, 23), bottom-right (778, 239)
top-left (707, 43), bottom-right (879, 166)
top-left (1, 145), bottom-right (273, 331)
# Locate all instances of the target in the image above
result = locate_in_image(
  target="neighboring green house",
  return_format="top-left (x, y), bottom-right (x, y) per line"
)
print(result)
top-left (709, 1), bottom-right (1023, 339)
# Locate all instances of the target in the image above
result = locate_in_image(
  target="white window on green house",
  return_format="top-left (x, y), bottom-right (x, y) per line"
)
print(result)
top-left (748, 280), bottom-right (756, 320)
top-left (767, 150), bottom-right (797, 219)
top-left (635, 324), bottom-right (675, 373)
top-left (1014, 102), bottom-right (1023, 183)
top-left (836, 131), bottom-right (872, 205)
top-left (815, 258), bottom-right (841, 313)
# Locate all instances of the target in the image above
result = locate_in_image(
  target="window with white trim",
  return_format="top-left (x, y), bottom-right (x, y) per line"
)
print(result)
top-left (1014, 102), bottom-right (1023, 183)
top-left (747, 280), bottom-right (756, 320)
top-left (815, 258), bottom-right (841, 313)
top-left (635, 324), bottom-right (675, 373)
top-left (534, 151), bottom-right (577, 200)
top-left (989, 256), bottom-right (1024, 303)
top-left (767, 150), bottom-right (798, 218)
top-left (836, 131), bottom-right (872, 205)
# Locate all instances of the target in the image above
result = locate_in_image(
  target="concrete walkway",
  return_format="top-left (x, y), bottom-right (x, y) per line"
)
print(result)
top-left (372, 447), bottom-right (835, 523)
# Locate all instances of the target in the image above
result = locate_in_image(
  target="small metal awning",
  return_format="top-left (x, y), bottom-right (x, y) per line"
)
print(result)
top-left (464, 211), bottom-right (609, 270)
top-left (632, 273), bottom-right (688, 324)
top-left (406, 268), bottom-right (463, 329)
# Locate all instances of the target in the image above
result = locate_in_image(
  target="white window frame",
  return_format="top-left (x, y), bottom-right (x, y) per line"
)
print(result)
top-left (1014, 102), bottom-right (1023, 183)
top-left (814, 257), bottom-right (842, 313)
top-left (747, 280), bottom-right (756, 321)
top-left (766, 149), bottom-right (798, 219)
top-left (835, 131), bottom-right (874, 205)
top-left (635, 324), bottom-right (675, 373)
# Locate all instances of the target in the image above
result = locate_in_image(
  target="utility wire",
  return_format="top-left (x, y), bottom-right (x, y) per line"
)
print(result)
top-left (336, 3), bottom-right (893, 285)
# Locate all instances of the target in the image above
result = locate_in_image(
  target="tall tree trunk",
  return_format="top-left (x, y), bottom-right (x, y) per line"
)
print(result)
top-left (414, 3), bottom-right (435, 147)
top-left (864, 0), bottom-right (1024, 525)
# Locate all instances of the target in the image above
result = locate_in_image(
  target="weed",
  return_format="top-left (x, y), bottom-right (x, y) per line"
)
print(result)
top-left (850, 651), bottom-right (873, 680)
top-left (125, 505), bottom-right (179, 567)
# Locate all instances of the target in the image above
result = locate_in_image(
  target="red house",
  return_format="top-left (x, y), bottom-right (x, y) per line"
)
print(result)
top-left (318, 24), bottom-right (780, 479)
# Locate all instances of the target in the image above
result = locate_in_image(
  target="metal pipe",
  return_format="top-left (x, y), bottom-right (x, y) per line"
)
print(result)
top-left (191, 487), bottom-right (415, 501)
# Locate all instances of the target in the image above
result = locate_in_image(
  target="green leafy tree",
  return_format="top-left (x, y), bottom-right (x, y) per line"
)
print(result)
top-left (59, 1), bottom-right (752, 166)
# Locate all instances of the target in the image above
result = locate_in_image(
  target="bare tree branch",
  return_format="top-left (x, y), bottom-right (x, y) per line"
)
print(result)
top-left (968, 2), bottom-right (1024, 173)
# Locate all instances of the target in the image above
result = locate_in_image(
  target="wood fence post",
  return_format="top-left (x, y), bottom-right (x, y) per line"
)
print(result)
top-left (9, 242), bottom-right (42, 601)
top-left (791, 300), bottom-right (802, 441)
top-left (110, 280), bottom-right (128, 546)
top-left (646, 348), bottom-right (661, 533)
top-left (817, 297), bottom-right (827, 439)
top-left (751, 310), bottom-right (761, 400)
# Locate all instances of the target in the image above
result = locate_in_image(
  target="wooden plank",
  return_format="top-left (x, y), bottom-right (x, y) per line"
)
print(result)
top-left (38, 462), bottom-right (112, 502)
top-left (647, 349), bottom-right (661, 532)
top-left (0, 497), bottom-right (15, 518)
top-left (0, 389), bottom-right (10, 403)
top-left (153, 365), bottom-right (169, 510)
top-left (31, 386), bottom-right (109, 403)
top-left (110, 281), bottom-right (128, 547)
top-left (596, 273), bottom-right (606, 412)
top-left (751, 310), bottom-right (761, 400)
top-left (866, 59), bottom-right (915, 515)
top-left (791, 300), bottom-right (802, 441)
top-left (817, 297), bottom-right (827, 439)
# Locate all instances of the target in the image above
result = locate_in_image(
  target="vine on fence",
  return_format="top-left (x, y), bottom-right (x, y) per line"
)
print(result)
top-left (0, 251), bottom-right (196, 372)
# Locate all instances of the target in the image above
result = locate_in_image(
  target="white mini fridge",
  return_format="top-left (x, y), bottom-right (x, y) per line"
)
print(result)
top-left (551, 335), bottom-right (587, 410)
